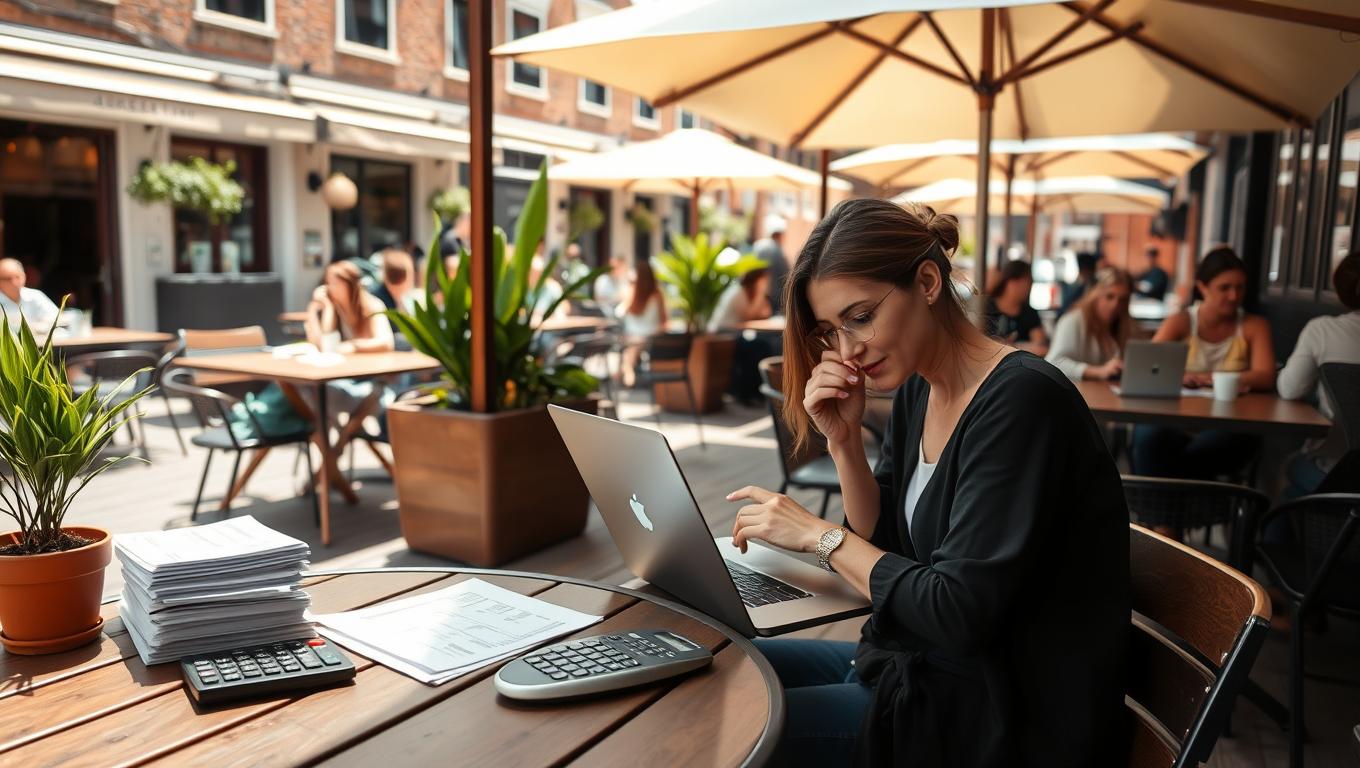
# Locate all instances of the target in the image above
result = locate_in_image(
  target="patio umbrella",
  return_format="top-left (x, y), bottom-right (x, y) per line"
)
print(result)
top-left (494, 0), bottom-right (1360, 293)
top-left (893, 175), bottom-right (1169, 216)
top-left (548, 128), bottom-right (853, 235)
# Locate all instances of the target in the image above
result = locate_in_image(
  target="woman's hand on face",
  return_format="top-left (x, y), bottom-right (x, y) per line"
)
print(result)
top-left (727, 486), bottom-right (835, 555)
top-left (803, 350), bottom-right (866, 449)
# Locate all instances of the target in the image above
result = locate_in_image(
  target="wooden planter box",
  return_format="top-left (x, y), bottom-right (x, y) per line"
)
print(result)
top-left (652, 332), bottom-right (736, 415)
top-left (387, 398), bottom-right (597, 567)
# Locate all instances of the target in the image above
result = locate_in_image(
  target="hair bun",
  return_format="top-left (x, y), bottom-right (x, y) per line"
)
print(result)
top-left (916, 204), bottom-right (960, 256)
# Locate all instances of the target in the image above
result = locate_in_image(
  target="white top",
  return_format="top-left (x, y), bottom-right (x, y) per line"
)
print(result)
top-left (1277, 310), bottom-right (1360, 471)
top-left (619, 293), bottom-right (663, 336)
top-left (903, 439), bottom-right (938, 532)
top-left (1045, 310), bottom-right (1118, 381)
top-left (0, 287), bottom-right (60, 332)
top-left (708, 283), bottom-right (751, 332)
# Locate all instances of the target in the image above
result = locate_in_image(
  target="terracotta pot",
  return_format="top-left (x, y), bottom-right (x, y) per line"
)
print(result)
top-left (652, 332), bottom-right (737, 414)
top-left (387, 399), bottom-right (597, 567)
top-left (0, 526), bottom-right (111, 655)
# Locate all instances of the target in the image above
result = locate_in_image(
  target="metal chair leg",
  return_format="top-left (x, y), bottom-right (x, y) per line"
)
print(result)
top-left (684, 379), bottom-right (705, 448)
top-left (135, 407), bottom-right (150, 462)
top-left (1289, 602), bottom-right (1306, 768)
top-left (161, 390), bottom-right (187, 456)
top-left (647, 379), bottom-right (663, 429)
top-left (192, 448), bottom-right (214, 521)
top-left (819, 491), bottom-right (831, 519)
top-left (223, 451), bottom-right (243, 517)
top-left (302, 442), bottom-right (319, 527)
top-left (779, 482), bottom-right (788, 494)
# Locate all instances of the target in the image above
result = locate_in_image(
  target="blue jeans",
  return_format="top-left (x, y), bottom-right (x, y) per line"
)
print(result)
top-left (754, 638), bottom-right (874, 767)
top-left (1130, 425), bottom-right (1260, 480)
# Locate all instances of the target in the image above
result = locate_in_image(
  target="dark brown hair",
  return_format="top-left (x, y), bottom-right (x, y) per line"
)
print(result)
top-left (324, 260), bottom-right (372, 337)
top-left (1334, 249), bottom-right (1360, 311)
top-left (626, 258), bottom-right (659, 317)
top-left (1193, 245), bottom-right (1247, 301)
top-left (988, 259), bottom-right (1034, 299)
top-left (781, 198), bottom-right (967, 450)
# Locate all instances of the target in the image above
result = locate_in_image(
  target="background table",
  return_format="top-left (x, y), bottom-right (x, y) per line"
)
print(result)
top-left (0, 569), bottom-right (782, 768)
top-left (173, 351), bottom-right (440, 544)
top-left (1075, 380), bottom-right (1331, 438)
top-left (47, 328), bottom-right (175, 355)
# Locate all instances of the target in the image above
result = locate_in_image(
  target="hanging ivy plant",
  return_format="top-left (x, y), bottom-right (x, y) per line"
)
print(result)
top-left (628, 202), bottom-right (657, 234)
top-left (127, 157), bottom-right (244, 224)
top-left (428, 186), bottom-right (471, 224)
top-left (568, 198), bottom-right (606, 243)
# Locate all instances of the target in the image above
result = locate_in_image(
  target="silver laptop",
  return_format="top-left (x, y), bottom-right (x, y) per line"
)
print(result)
top-left (548, 405), bottom-right (870, 638)
top-left (1119, 340), bottom-right (1188, 398)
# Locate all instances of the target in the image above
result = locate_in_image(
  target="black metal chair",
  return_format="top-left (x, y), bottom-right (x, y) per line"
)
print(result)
top-left (1253, 492), bottom-right (1360, 768)
top-left (161, 368), bottom-right (317, 523)
top-left (555, 332), bottom-right (619, 417)
top-left (1315, 363), bottom-right (1360, 494)
top-left (636, 332), bottom-right (704, 448)
top-left (67, 350), bottom-right (159, 461)
top-left (1125, 524), bottom-right (1272, 768)
top-left (1120, 475), bottom-right (1269, 572)
top-left (152, 338), bottom-right (188, 455)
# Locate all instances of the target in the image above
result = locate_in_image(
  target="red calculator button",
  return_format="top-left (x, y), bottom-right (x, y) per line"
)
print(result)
top-left (307, 639), bottom-right (326, 647)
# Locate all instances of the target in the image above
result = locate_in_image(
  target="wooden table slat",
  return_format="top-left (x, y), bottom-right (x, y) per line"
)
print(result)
top-left (319, 600), bottom-right (731, 768)
top-left (568, 645), bottom-right (771, 768)
top-left (142, 582), bottom-right (635, 768)
top-left (172, 351), bottom-right (439, 385)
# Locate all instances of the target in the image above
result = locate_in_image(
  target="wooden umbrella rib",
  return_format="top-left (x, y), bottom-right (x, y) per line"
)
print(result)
top-left (999, 0), bottom-right (1117, 83)
top-left (791, 16), bottom-right (925, 147)
top-left (998, 20), bottom-right (1145, 87)
top-left (1025, 149), bottom-right (1078, 173)
top-left (921, 11), bottom-right (976, 88)
top-left (1165, 0), bottom-right (1360, 34)
top-left (652, 23), bottom-right (842, 108)
top-left (883, 154), bottom-right (940, 189)
top-left (1000, 8), bottom-right (1030, 141)
top-left (1110, 149), bottom-right (1177, 178)
top-left (1062, 1), bottom-right (1311, 126)
top-left (836, 25), bottom-right (969, 87)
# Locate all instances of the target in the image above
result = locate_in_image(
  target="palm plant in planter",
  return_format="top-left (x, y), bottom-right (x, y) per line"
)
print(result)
top-left (382, 163), bottom-right (607, 566)
top-left (652, 233), bottom-right (767, 413)
top-left (0, 313), bottom-right (150, 654)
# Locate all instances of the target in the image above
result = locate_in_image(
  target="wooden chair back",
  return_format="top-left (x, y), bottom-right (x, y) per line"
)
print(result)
top-left (1126, 524), bottom-right (1271, 767)
top-left (179, 326), bottom-right (268, 388)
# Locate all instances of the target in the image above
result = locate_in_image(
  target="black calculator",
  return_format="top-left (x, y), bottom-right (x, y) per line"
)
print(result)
top-left (181, 638), bottom-right (356, 706)
top-left (494, 629), bottom-right (712, 701)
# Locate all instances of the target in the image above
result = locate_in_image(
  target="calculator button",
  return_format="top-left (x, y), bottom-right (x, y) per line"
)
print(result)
top-left (282, 663), bottom-right (302, 672)
top-left (588, 665), bottom-right (607, 674)
top-left (222, 673), bottom-right (242, 682)
top-left (559, 663), bottom-right (580, 672)
top-left (300, 657), bottom-right (323, 669)
top-left (540, 665), bottom-right (559, 674)
top-left (623, 659), bottom-right (640, 667)
top-left (567, 642), bottom-right (585, 650)
top-left (526, 655), bottom-right (542, 663)
top-left (260, 666), bottom-right (282, 676)
top-left (569, 669), bottom-right (589, 678)
top-left (242, 668), bottom-right (262, 678)
top-left (548, 671), bottom-right (568, 680)
top-left (606, 662), bottom-right (623, 671)
top-left (307, 639), bottom-right (326, 647)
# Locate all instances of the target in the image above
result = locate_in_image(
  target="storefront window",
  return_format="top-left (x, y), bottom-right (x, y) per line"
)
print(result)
top-left (330, 156), bottom-right (411, 263)
top-left (343, 0), bottom-right (392, 50)
top-left (170, 139), bottom-right (268, 274)
top-left (509, 7), bottom-right (544, 92)
top-left (1330, 80), bottom-right (1360, 290)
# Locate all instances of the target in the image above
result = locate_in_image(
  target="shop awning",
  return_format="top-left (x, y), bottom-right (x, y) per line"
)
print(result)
top-left (317, 107), bottom-right (471, 161)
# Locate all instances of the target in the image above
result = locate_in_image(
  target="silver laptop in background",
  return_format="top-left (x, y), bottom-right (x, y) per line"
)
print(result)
top-left (1119, 340), bottom-right (1188, 398)
top-left (548, 405), bottom-right (870, 638)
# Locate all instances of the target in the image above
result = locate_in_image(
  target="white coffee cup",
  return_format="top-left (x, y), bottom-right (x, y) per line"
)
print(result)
top-left (1212, 371), bottom-right (1241, 402)
top-left (320, 331), bottom-right (342, 354)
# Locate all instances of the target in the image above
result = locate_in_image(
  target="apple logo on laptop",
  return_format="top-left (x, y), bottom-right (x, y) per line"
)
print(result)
top-left (628, 494), bottom-right (654, 531)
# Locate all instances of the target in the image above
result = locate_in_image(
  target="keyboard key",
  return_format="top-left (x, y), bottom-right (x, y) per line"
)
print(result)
top-left (549, 672), bottom-right (568, 680)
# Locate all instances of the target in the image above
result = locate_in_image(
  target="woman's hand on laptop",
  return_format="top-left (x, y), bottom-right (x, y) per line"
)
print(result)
top-left (727, 486), bottom-right (837, 555)
top-left (1183, 371), bottom-right (1214, 388)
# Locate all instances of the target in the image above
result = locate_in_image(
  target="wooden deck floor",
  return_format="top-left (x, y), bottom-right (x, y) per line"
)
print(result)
top-left (64, 390), bottom-right (1360, 766)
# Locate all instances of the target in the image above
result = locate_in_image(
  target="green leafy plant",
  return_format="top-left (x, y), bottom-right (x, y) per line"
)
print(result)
top-left (428, 186), bottom-right (471, 224)
top-left (654, 233), bottom-right (768, 333)
top-left (385, 162), bottom-right (606, 411)
top-left (628, 202), bottom-right (657, 234)
top-left (699, 204), bottom-right (752, 246)
top-left (568, 197), bottom-right (605, 243)
top-left (0, 310), bottom-right (151, 555)
top-left (127, 157), bottom-right (244, 224)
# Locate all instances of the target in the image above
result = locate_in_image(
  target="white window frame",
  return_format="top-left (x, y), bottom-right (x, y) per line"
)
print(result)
top-left (335, 0), bottom-right (400, 64)
top-left (194, 0), bottom-right (277, 36)
top-left (578, 79), bottom-right (611, 118)
top-left (444, 0), bottom-right (469, 81)
top-left (676, 108), bottom-right (698, 130)
top-left (505, 0), bottom-right (549, 101)
top-left (633, 97), bottom-right (660, 130)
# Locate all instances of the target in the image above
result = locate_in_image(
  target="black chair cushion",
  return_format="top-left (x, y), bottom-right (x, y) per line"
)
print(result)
top-left (190, 426), bottom-right (311, 451)
top-left (789, 455), bottom-right (841, 490)
top-left (1258, 541), bottom-right (1360, 615)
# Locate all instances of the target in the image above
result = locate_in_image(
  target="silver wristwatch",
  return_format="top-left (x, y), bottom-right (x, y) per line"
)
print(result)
top-left (815, 527), bottom-right (848, 572)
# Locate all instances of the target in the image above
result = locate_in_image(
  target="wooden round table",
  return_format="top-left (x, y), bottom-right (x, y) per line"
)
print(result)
top-left (0, 568), bottom-right (783, 767)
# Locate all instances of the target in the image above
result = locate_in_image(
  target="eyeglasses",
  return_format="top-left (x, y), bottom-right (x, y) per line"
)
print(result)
top-left (806, 287), bottom-right (896, 353)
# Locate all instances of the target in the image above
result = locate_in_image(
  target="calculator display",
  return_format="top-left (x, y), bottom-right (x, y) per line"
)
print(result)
top-left (654, 632), bottom-right (694, 652)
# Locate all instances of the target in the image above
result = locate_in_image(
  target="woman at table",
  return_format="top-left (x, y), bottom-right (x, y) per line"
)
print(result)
top-left (1130, 246), bottom-right (1275, 480)
top-left (306, 261), bottom-right (395, 354)
top-left (727, 199), bottom-right (1129, 766)
top-left (1276, 249), bottom-right (1360, 496)
top-left (616, 258), bottom-right (667, 387)
top-left (984, 259), bottom-right (1048, 355)
top-left (1045, 267), bottom-right (1134, 381)
top-left (709, 265), bottom-right (774, 405)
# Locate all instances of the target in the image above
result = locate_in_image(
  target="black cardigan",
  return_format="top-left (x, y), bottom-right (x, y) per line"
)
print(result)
top-left (848, 352), bottom-right (1130, 767)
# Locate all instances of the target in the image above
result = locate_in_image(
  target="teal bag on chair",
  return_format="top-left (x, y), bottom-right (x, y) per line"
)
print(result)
top-left (229, 384), bottom-right (311, 440)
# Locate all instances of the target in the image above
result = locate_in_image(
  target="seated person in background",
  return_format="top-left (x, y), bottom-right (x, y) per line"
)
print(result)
top-left (593, 256), bottom-right (629, 307)
top-left (0, 258), bottom-right (59, 332)
top-left (985, 259), bottom-right (1049, 355)
top-left (1277, 250), bottom-right (1360, 496)
top-left (616, 258), bottom-right (667, 387)
top-left (306, 261), bottom-right (395, 354)
top-left (529, 254), bottom-right (566, 319)
top-left (1131, 246), bottom-right (1275, 481)
top-left (1057, 251), bottom-right (1099, 316)
top-left (1135, 244), bottom-right (1169, 301)
top-left (1046, 267), bottom-right (1133, 381)
top-left (371, 248), bottom-right (420, 314)
top-left (708, 266), bottom-right (772, 332)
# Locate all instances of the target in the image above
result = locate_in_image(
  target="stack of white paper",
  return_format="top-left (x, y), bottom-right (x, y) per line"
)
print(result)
top-left (116, 516), bottom-right (314, 665)
top-left (312, 578), bottom-right (602, 685)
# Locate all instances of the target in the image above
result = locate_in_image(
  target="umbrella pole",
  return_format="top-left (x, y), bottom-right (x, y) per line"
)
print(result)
top-left (975, 8), bottom-right (996, 301)
top-left (468, 0), bottom-right (494, 413)
top-left (690, 180), bottom-right (700, 237)
top-left (1003, 156), bottom-right (1015, 259)
top-left (819, 149), bottom-right (830, 219)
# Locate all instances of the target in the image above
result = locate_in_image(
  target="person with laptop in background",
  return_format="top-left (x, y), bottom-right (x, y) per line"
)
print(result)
top-left (724, 199), bottom-right (1129, 767)
top-left (1130, 247), bottom-right (1276, 480)
top-left (1046, 267), bottom-right (1135, 381)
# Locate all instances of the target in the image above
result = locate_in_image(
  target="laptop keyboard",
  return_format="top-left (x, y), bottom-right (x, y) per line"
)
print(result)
top-left (724, 560), bottom-right (812, 607)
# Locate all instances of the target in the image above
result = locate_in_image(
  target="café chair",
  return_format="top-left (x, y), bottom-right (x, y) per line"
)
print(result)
top-left (1125, 524), bottom-right (1271, 768)
top-left (555, 332), bottom-right (619, 417)
top-left (1252, 492), bottom-right (1360, 768)
top-left (67, 349), bottom-right (159, 461)
top-left (152, 338), bottom-right (189, 456)
top-left (635, 332), bottom-right (703, 448)
top-left (161, 368), bottom-right (317, 523)
top-left (179, 325), bottom-right (270, 397)
top-left (1315, 363), bottom-right (1359, 493)
top-left (1120, 475), bottom-right (1268, 573)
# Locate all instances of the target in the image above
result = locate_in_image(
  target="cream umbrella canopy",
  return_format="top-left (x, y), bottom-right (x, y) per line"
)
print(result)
top-left (494, 0), bottom-right (1360, 293)
top-left (548, 129), bottom-right (852, 235)
top-left (893, 175), bottom-right (1169, 216)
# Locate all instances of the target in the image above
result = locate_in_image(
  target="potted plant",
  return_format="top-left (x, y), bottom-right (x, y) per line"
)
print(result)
top-left (127, 157), bottom-right (245, 224)
top-left (568, 197), bottom-right (606, 244)
top-left (383, 163), bottom-right (606, 567)
top-left (628, 202), bottom-right (657, 235)
top-left (428, 185), bottom-right (471, 225)
top-left (652, 233), bottom-right (767, 413)
top-left (0, 313), bottom-right (150, 654)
